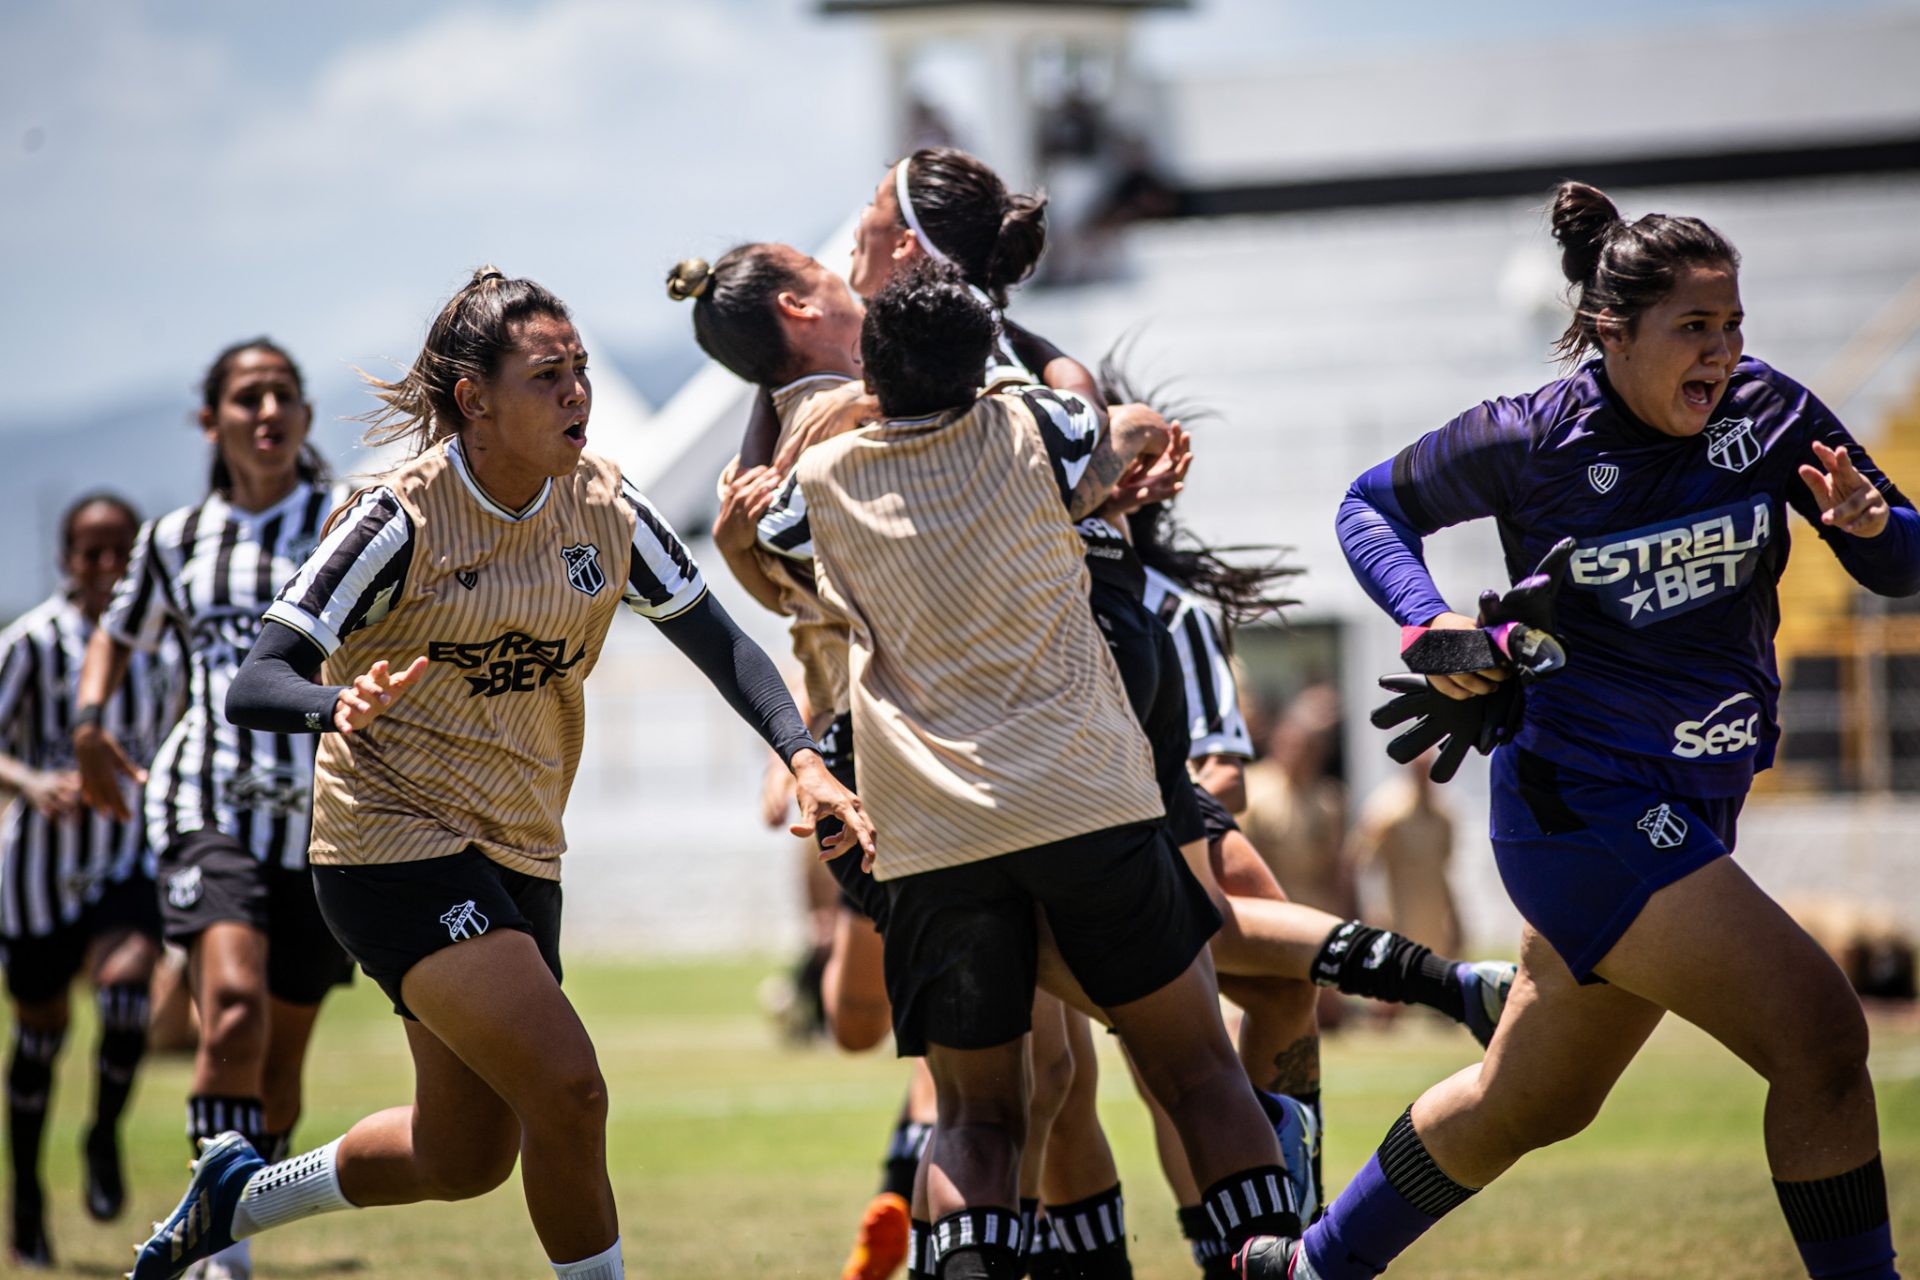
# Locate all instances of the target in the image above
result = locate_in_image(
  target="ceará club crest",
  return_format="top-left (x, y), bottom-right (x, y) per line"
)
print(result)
top-left (1705, 417), bottom-right (1764, 473)
top-left (560, 543), bottom-right (605, 596)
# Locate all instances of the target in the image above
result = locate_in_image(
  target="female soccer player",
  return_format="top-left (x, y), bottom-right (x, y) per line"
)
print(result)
top-left (131, 267), bottom-right (872, 1280)
top-left (1269, 183), bottom-right (1917, 1280)
top-left (77, 339), bottom-right (351, 1280)
top-left (681, 237), bottom-right (1157, 1280)
top-left (1, 495), bottom-right (172, 1267)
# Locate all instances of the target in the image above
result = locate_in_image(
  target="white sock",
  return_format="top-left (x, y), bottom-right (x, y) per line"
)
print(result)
top-left (552, 1237), bottom-right (622, 1279)
top-left (231, 1137), bottom-right (354, 1239)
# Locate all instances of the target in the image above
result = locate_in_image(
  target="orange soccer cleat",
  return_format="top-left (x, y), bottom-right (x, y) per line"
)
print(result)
top-left (840, 1192), bottom-right (912, 1280)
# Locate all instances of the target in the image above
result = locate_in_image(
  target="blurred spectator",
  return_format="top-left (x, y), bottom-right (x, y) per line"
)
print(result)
top-left (1785, 895), bottom-right (1917, 1002)
top-left (1346, 755), bottom-right (1461, 957)
top-left (1239, 684), bottom-right (1350, 916)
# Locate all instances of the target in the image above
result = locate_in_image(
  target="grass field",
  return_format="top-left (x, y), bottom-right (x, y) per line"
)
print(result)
top-left (9, 956), bottom-right (1919, 1278)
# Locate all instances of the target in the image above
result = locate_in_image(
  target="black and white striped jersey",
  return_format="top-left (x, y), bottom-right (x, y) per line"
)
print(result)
top-left (0, 597), bottom-right (177, 939)
top-left (102, 481), bottom-right (340, 868)
top-left (1141, 567), bottom-right (1253, 762)
top-left (265, 440), bottom-right (707, 657)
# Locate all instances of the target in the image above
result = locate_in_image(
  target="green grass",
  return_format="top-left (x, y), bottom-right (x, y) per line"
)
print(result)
top-left (10, 956), bottom-right (1920, 1278)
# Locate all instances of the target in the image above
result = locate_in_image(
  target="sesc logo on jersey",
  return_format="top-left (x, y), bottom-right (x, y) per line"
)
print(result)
top-left (1671, 692), bottom-right (1762, 759)
top-left (1567, 498), bottom-right (1771, 627)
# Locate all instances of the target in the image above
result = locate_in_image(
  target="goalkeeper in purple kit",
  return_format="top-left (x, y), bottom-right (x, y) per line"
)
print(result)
top-left (1236, 183), bottom-right (1915, 1279)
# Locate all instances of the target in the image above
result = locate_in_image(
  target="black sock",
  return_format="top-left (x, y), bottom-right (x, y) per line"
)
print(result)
top-left (1774, 1154), bottom-right (1896, 1279)
top-left (7, 1024), bottom-right (66, 1234)
top-left (92, 984), bottom-right (148, 1134)
top-left (262, 1129), bottom-right (295, 1163)
top-left (1177, 1205), bottom-right (1233, 1279)
top-left (186, 1092), bottom-right (267, 1156)
top-left (1200, 1166), bottom-right (1300, 1253)
top-left (1045, 1183), bottom-right (1130, 1278)
top-left (1378, 1108), bottom-right (1477, 1217)
top-left (909, 1218), bottom-right (937, 1280)
top-left (935, 1208), bottom-right (1025, 1279)
top-left (1019, 1198), bottom-right (1047, 1278)
top-left (1311, 922), bottom-right (1463, 1021)
top-left (883, 1116), bottom-right (932, 1201)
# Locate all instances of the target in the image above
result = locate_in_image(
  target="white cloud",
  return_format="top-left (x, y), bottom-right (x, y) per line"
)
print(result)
top-left (1, 0), bottom-right (885, 424)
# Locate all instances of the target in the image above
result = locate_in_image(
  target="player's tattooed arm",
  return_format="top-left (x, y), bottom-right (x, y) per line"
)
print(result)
top-left (1067, 402), bottom-right (1171, 520)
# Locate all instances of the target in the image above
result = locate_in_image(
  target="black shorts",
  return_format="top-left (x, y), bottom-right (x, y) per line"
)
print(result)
top-left (311, 846), bottom-right (563, 1020)
top-left (882, 821), bottom-right (1220, 1057)
top-left (157, 830), bottom-right (354, 1006)
top-left (1089, 581), bottom-right (1206, 847)
top-left (2, 873), bottom-right (161, 1004)
top-left (1194, 784), bottom-right (1240, 844)
top-left (816, 713), bottom-right (891, 928)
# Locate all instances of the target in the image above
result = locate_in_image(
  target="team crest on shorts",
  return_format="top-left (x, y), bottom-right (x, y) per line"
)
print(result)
top-left (440, 900), bottom-right (490, 941)
top-left (560, 543), bottom-right (605, 596)
top-left (1636, 803), bottom-right (1689, 850)
top-left (1587, 462), bottom-right (1620, 494)
top-left (1706, 417), bottom-right (1764, 473)
top-left (167, 866), bottom-right (203, 910)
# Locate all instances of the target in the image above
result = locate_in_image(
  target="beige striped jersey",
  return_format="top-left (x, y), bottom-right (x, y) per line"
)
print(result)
top-left (265, 438), bottom-right (705, 879)
top-left (762, 386), bottom-right (1164, 879)
top-left (716, 373), bottom-right (872, 716)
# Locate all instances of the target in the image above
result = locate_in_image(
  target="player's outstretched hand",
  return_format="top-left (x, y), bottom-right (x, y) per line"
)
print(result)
top-left (1476, 536), bottom-right (1576, 633)
top-left (1799, 441), bottom-right (1889, 538)
top-left (1108, 422), bottom-right (1192, 514)
top-left (74, 725), bottom-right (146, 822)
top-left (714, 464), bottom-right (787, 553)
top-left (789, 751), bottom-right (877, 873)
top-left (1372, 674), bottom-right (1521, 783)
top-left (334, 656), bottom-right (429, 734)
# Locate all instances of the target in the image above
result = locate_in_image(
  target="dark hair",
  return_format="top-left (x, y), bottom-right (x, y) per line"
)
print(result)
top-left (860, 260), bottom-right (996, 418)
top-left (360, 266), bottom-right (572, 454)
top-left (200, 338), bottom-right (328, 493)
top-left (897, 147), bottom-right (1048, 308)
top-left (1550, 181), bottom-right (1740, 362)
top-left (1098, 348), bottom-right (1298, 643)
top-left (667, 245), bottom-right (807, 386)
top-left (59, 491), bottom-right (140, 557)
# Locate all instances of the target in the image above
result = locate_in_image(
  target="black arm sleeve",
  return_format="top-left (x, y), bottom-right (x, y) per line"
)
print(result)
top-left (225, 621), bottom-right (344, 735)
top-left (653, 592), bottom-right (818, 764)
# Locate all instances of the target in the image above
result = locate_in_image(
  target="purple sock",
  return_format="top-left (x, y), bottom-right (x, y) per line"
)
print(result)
top-left (1300, 1155), bottom-right (1435, 1280)
top-left (1300, 1110), bottom-right (1476, 1280)
top-left (1796, 1225), bottom-right (1898, 1280)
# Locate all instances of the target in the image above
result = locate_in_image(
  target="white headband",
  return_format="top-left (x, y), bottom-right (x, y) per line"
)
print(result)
top-left (895, 160), bottom-right (955, 269)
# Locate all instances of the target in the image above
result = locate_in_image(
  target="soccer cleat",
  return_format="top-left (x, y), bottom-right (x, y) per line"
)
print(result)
top-left (840, 1191), bottom-right (911, 1280)
top-left (1269, 1094), bottom-right (1322, 1223)
top-left (1232, 1234), bottom-right (1304, 1278)
top-left (9, 1217), bottom-right (55, 1270)
top-left (129, 1132), bottom-right (262, 1280)
top-left (86, 1121), bottom-right (129, 1221)
top-left (1454, 960), bottom-right (1518, 1048)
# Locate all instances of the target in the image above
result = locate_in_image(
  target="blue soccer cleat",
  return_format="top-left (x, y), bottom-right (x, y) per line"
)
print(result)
top-left (1454, 960), bottom-right (1517, 1048)
top-left (1268, 1093), bottom-right (1321, 1224)
top-left (129, 1132), bottom-right (262, 1280)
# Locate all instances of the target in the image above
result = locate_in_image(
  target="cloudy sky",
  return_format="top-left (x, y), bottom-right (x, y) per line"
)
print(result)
top-left (1, 0), bottom-right (1875, 435)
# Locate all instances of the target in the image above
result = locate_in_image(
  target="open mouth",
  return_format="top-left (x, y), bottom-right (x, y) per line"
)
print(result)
top-left (563, 420), bottom-right (587, 445)
top-left (1681, 379), bottom-right (1718, 411)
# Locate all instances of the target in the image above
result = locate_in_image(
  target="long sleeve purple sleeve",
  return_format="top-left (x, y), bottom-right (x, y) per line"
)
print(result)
top-left (1337, 462), bottom-right (1452, 627)
top-left (1782, 388), bottom-right (1920, 596)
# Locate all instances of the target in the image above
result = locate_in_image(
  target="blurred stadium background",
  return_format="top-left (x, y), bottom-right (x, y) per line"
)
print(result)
top-left (5, 0), bottom-right (1918, 964)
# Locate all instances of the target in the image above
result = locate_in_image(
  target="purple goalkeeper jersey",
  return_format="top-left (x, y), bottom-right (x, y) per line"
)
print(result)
top-left (1338, 356), bottom-right (1920, 797)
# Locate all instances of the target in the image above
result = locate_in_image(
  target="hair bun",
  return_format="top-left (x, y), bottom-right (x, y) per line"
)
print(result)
top-left (1549, 182), bottom-right (1623, 285)
top-left (472, 265), bottom-right (508, 287)
top-left (667, 258), bottom-right (714, 302)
